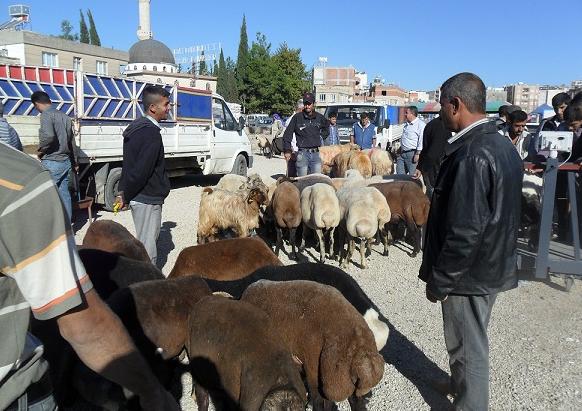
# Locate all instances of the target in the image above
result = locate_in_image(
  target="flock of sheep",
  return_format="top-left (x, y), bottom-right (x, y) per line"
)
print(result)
top-left (197, 144), bottom-right (430, 269)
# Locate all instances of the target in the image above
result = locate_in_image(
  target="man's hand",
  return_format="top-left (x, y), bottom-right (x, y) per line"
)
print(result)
top-left (114, 195), bottom-right (124, 212)
top-left (426, 285), bottom-right (447, 303)
top-left (413, 153), bottom-right (420, 164)
top-left (413, 169), bottom-right (422, 180)
top-left (284, 152), bottom-right (291, 161)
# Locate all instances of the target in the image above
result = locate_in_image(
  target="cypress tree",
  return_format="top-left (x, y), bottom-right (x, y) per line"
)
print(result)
top-left (79, 10), bottom-right (89, 44)
top-left (87, 9), bottom-right (101, 46)
top-left (217, 49), bottom-right (227, 97)
top-left (235, 15), bottom-right (248, 99)
top-left (198, 50), bottom-right (207, 76)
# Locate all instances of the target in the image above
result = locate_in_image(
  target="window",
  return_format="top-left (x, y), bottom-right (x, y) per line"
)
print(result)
top-left (119, 64), bottom-right (126, 74)
top-left (73, 57), bottom-right (82, 71)
top-left (382, 90), bottom-right (387, 96)
top-left (213, 98), bottom-right (237, 131)
top-left (319, 93), bottom-right (326, 102)
top-left (222, 101), bottom-right (237, 131)
top-left (42, 52), bottom-right (58, 67)
top-left (96, 60), bottom-right (108, 75)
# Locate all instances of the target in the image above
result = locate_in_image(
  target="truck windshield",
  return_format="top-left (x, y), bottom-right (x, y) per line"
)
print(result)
top-left (324, 106), bottom-right (382, 126)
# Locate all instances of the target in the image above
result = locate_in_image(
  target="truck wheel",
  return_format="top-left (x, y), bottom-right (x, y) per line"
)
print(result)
top-left (104, 167), bottom-right (122, 211)
top-left (231, 154), bottom-right (247, 176)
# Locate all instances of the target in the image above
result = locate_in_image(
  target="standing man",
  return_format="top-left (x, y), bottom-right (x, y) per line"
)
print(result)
top-left (116, 86), bottom-right (171, 266)
top-left (540, 92), bottom-right (571, 132)
top-left (31, 91), bottom-right (77, 221)
top-left (0, 101), bottom-right (22, 151)
top-left (324, 112), bottom-right (339, 146)
top-left (350, 112), bottom-right (376, 149)
top-left (414, 116), bottom-right (451, 198)
top-left (0, 144), bottom-right (178, 411)
top-left (420, 72), bottom-right (522, 410)
top-left (499, 109), bottom-right (532, 160)
top-left (397, 106), bottom-right (425, 175)
top-left (283, 92), bottom-right (329, 176)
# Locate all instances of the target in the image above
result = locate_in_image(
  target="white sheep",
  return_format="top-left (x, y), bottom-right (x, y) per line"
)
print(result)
top-left (197, 187), bottom-right (267, 244)
top-left (363, 148), bottom-right (394, 176)
top-left (336, 186), bottom-right (391, 268)
top-left (300, 183), bottom-right (341, 263)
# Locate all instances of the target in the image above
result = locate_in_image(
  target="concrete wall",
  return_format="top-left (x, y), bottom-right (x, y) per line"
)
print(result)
top-left (8, 115), bottom-right (40, 147)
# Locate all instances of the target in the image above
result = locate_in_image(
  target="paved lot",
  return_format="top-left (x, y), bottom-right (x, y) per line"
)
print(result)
top-left (73, 153), bottom-right (582, 410)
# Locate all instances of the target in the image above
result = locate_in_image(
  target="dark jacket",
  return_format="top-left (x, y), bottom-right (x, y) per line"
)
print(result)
top-left (419, 120), bottom-right (523, 299)
top-left (118, 116), bottom-right (170, 204)
top-left (282, 110), bottom-right (329, 152)
top-left (38, 107), bottom-right (76, 162)
top-left (417, 117), bottom-right (451, 187)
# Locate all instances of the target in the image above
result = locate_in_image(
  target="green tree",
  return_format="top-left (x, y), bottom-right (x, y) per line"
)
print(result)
top-left (79, 10), bottom-right (89, 44)
top-left (212, 60), bottom-right (218, 77)
top-left (58, 20), bottom-right (78, 41)
top-left (87, 9), bottom-right (101, 46)
top-left (223, 57), bottom-right (239, 103)
top-left (217, 49), bottom-right (227, 97)
top-left (198, 50), bottom-right (208, 76)
top-left (245, 33), bottom-right (274, 113)
top-left (270, 43), bottom-right (309, 115)
top-left (235, 15), bottom-right (248, 101)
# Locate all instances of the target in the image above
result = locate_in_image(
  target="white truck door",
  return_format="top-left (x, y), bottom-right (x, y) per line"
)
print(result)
top-left (211, 97), bottom-right (242, 173)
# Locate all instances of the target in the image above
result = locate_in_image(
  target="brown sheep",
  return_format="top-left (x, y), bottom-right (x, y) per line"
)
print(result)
top-left (369, 181), bottom-right (430, 257)
top-left (168, 237), bottom-right (282, 280)
top-left (271, 181), bottom-right (302, 259)
top-left (197, 187), bottom-right (267, 244)
top-left (81, 219), bottom-right (150, 262)
top-left (241, 280), bottom-right (385, 411)
top-left (187, 296), bottom-right (307, 411)
top-left (331, 150), bottom-right (373, 178)
top-left (319, 143), bottom-right (360, 175)
top-left (363, 148), bottom-right (394, 176)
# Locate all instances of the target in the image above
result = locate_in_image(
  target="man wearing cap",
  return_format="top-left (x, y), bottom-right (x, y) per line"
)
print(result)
top-left (283, 92), bottom-right (329, 176)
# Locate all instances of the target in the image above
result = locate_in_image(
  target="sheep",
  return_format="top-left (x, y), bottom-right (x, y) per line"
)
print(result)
top-left (319, 143), bottom-right (360, 175)
top-left (197, 187), bottom-right (267, 244)
top-left (331, 169), bottom-right (384, 191)
top-left (255, 134), bottom-right (273, 158)
top-left (168, 237), bottom-right (282, 280)
top-left (362, 148), bottom-right (394, 176)
top-left (187, 295), bottom-right (307, 411)
top-left (336, 186), bottom-right (391, 268)
top-left (369, 181), bottom-right (430, 257)
top-left (81, 219), bottom-right (150, 262)
top-left (521, 172), bottom-right (543, 250)
top-left (270, 180), bottom-right (302, 259)
top-left (331, 150), bottom-right (373, 178)
top-left (379, 173), bottom-right (425, 193)
top-left (300, 183), bottom-right (341, 262)
top-left (289, 173), bottom-right (334, 193)
top-left (201, 263), bottom-right (390, 351)
top-left (241, 280), bottom-right (385, 411)
top-left (214, 173), bottom-right (269, 197)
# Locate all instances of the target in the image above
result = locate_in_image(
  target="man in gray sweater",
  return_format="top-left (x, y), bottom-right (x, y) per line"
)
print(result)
top-left (31, 91), bottom-right (77, 221)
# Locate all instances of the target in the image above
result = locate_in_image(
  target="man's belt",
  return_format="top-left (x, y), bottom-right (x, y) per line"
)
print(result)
top-left (401, 148), bottom-right (416, 153)
top-left (298, 147), bottom-right (319, 153)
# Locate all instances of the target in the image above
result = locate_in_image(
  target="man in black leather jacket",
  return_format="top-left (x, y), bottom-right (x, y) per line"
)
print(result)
top-left (419, 72), bottom-right (523, 410)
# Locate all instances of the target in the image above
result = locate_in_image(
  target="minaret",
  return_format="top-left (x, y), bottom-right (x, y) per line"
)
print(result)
top-left (137, 0), bottom-right (153, 40)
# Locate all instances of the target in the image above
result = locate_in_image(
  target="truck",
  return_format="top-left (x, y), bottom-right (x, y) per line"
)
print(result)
top-left (322, 102), bottom-right (403, 150)
top-left (0, 64), bottom-right (253, 210)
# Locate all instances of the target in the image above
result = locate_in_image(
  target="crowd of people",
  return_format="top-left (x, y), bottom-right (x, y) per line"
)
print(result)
top-left (1, 70), bottom-right (582, 410)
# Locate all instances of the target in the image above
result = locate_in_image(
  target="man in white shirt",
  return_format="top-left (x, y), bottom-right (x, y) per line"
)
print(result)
top-left (397, 106), bottom-right (426, 175)
top-left (499, 109), bottom-right (532, 160)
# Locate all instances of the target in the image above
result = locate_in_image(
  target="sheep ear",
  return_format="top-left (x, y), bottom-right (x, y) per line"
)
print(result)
top-left (203, 187), bottom-right (213, 194)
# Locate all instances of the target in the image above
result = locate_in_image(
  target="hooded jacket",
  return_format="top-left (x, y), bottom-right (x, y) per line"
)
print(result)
top-left (419, 121), bottom-right (523, 299)
top-left (118, 116), bottom-right (170, 204)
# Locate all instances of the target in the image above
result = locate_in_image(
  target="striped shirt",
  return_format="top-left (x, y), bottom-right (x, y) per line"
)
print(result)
top-left (0, 118), bottom-right (22, 151)
top-left (0, 143), bottom-right (92, 408)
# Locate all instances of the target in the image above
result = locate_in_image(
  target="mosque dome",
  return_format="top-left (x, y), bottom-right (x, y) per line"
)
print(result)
top-left (128, 39), bottom-right (176, 65)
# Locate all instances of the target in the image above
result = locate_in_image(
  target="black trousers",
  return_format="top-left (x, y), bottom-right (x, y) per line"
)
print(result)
top-left (442, 294), bottom-right (497, 411)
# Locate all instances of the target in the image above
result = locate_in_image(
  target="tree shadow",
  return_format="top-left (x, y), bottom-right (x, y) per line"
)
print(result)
top-left (381, 322), bottom-right (453, 410)
top-left (158, 221), bottom-right (177, 270)
top-left (171, 174), bottom-right (222, 190)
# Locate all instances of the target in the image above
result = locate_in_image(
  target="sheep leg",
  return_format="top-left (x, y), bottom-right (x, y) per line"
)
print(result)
top-left (360, 238), bottom-right (368, 269)
top-left (348, 394), bottom-right (368, 411)
top-left (316, 228), bottom-right (326, 263)
top-left (328, 227), bottom-right (336, 260)
top-left (289, 227), bottom-right (298, 260)
top-left (275, 226), bottom-right (283, 256)
top-left (409, 222), bottom-right (421, 257)
top-left (346, 237), bottom-right (355, 267)
top-left (193, 383), bottom-right (210, 411)
top-left (299, 224), bottom-right (308, 252)
top-left (381, 226), bottom-right (390, 257)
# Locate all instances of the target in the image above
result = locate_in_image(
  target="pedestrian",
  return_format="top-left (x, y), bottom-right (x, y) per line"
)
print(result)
top-left (414, 116), bottom-right (451, 198)
top-left (495, 104), bottom-right (520, 131)
top-left (116, 85), bottom-right (171, 266)
top-left (420, 72), bottom-right (523, 411)
top-left (0, 101), bottom-right (23, 151)
top-left (282, 101), bottom-right (304, 177)
top-left (31, 90), bottom-right (77, 221)
top-left (270, 113), bottom-right (284, 146)
top-left (0, 143), bottom-right (178, 411)
top-left (324, 112), bottom-right (340, 146)
top-left (350, 112), bottom-right (376, 149)
top-left (499, 109), bottom-right (532, 160)
top-left (397, 106), bottom-right (425, 175)
top-left (282, 92), bottom-right (329, 176)
top-left (539, 92), bottom-right (571, 132)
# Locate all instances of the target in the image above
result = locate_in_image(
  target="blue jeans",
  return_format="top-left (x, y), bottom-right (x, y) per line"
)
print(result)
top-left (296, 149), bottom-right (321, 177)
top-left (42, 158), bottom-right (72, 221)
top-left (396, 150), bottom-right (417, 175)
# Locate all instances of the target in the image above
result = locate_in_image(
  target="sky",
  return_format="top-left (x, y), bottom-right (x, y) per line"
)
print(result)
top-left (7, 0), bottom-right (582, 91)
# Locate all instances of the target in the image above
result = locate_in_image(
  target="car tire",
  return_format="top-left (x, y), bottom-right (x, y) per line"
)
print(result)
top-left (231, 154), bottom-right (247, 176)
top-left (104, 167), bottom-right (122, 211)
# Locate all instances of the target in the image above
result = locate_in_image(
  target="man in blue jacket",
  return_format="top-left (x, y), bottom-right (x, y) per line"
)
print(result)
top-left (351, 112), bottom-right (376, 149)
top-left (116, 86), bottom-right (171, 266)
top-left (420, 72), bottom-right (523, 410)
